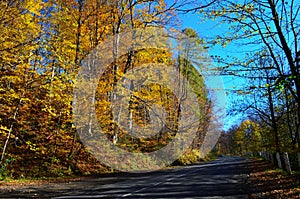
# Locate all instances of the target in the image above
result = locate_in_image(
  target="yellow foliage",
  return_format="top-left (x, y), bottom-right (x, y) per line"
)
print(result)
top-left (25, 0), bottom-right (43, 15)
top-left (0, 125), bottom-right (10, 134)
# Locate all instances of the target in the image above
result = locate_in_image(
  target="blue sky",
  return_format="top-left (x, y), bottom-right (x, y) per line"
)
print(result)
top-left (177, 12), bottom-right (247, 131)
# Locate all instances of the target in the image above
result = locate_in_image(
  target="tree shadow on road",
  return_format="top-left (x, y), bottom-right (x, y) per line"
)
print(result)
top-left (5, 158), bottom-right (299, 198)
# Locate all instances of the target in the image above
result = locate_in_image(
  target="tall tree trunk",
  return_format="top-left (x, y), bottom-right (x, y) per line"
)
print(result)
top-left (266, 72), bottom-right (280, 153)
top-left (69, 0), bottom-right (84, 157)
top-left (1, 90), bottom-right (25, 163)
top-left (268, 0), bottom-right (300, 152)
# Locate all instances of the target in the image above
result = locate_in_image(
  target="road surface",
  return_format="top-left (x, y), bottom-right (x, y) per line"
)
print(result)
top-left (1, 156), bottom-right (251, 198)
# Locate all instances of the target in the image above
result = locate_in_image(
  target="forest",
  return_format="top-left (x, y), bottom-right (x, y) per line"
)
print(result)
top-left (0, 0), bottom-right (299, 179)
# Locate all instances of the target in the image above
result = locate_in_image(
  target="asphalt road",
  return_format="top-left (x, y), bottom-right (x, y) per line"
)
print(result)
top-left (1, 156), bottom-right (251, 198)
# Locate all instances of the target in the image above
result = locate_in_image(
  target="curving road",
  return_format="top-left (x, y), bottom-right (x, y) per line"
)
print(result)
top-left (1, 156), bottom-right (251, 198)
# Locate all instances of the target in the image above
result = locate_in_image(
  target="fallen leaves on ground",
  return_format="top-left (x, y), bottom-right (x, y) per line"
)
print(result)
top-left (248, 159), bottom-right (300, 198)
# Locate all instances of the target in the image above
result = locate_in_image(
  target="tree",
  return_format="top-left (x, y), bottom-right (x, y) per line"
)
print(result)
top-left (0, 0), bottom-right (225, 177)
top-left (2, 0), bottom-right (210, 177)
top-left (0, 0), bottom-right (43, 163)
top-left (199, 0), bottom-right (300, 153)
top-left (232, 120), bottom-right (262, 156)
